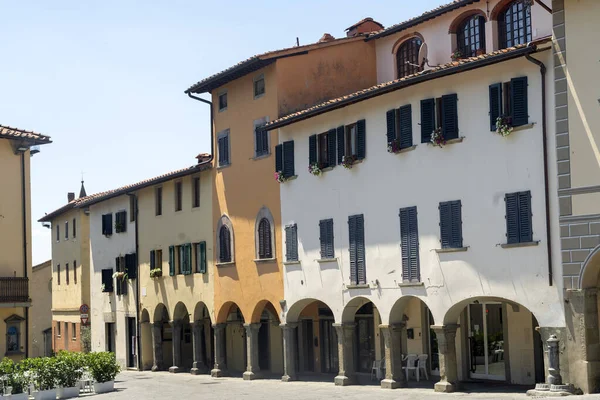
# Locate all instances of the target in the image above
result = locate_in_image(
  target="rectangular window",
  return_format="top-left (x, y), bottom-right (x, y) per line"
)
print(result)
top-left (348, 214), bottom-right (366, 285)
top-left (155, 187), bottom-right (163, 216)
top-left (421, 94), bottom-right (458, 143)
top-left (56, 225), bottom-right (60, 242)
top-left (439, 200), bottom-right (463, 248)
top-left (177, 245), bottom-right (183, 274)
top-left (115, 256), bottom-right (127, 296)
top-left (400, 206), bottom-right (420, 282)
top-left (254, 117), bottom-right (269, 157)
top-left (72, 218), bottom-right (77, 238)
top-left (115, 211), bottom-right (127, 233)
top-left (254, 74), bottom-right (265, 98)
top-left (344, 124), bottom-right (357, 158)
top-left (73, 260), bottom-right (77, 284)
top-left (195, 242), bottom-right (207, 273)
top-left (275, 140), bottom-right (295, 178)
top-left (175, 181), bottom-right (183, 212)
top-left (64, 323), bottom-right (68, 343)
top-left (335, 120), bottom-right (366, 165)
top-left (57, 264), bottom-right (61, 285)
top-left (101, 268), bottom-right (113, 292)
top-left (285, 224), bottom-right (298, 262)
top-left (66, 263), bottom-right (70, 285)
top-left (65, 221), bottom-right (69, 240)
top-left (169, 245), bottom-right (175, 276)
top-left (505, 190), bottom-right (532, 244)
top-left (71, 323), bottom-right (76, 340)
top-left (101, 213), bottom-right (113, 236)
top-left (192, 177), bottom-right (200, 208)
top-left (56, 322), bottom-right (61, 337)
top-left (309, 130), bottom-right (337, 169)
top-left (125, 253), bottom-right (137, 280)
top-left (319, 219), bottom-right (335, 259)
top-left (218, 91), bottom-right (227, 112)
top-left (130, 196), bottom-right (136, 222)
top-left (489, 77), bottom-right (528, 131)
top-left (150, 249), bottom-right (163, 276)
top-left (217, 130), bottom-right (231, 167)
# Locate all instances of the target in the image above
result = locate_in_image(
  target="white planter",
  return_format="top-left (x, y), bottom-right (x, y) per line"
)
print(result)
top-left (33, 389), bottom-right (57, 400)
top-left (93, 381), bottom-right (114, 394)
top-left (56, 386), bottom-right (79, 399)
top-left (7, 393), bottom-right (29, 400)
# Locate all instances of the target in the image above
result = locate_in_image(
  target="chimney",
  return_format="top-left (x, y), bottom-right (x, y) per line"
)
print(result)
top-left (67, 192), bottom-right (75, 202)
top-left (318, 33), bottom-right (335, 43)
top-left (195, 153), bottom-right (211, 164)
top-left (345, 17), bottom-right (384, 37)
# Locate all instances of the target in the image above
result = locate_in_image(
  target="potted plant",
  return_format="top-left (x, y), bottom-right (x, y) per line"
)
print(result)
top-left (150, 268), bottom-right (163, 278)
top-left (451, 49), bottom-right (462, 61)
top-left (341, 155), bottom-right (356, 169)
top-left (23, 357), bottom-right (58, 400)
top-left (274, 171), bottom-right (287, 183)
top-left (308, 162), bottom-right (322, 176)
top-left (86, 352), bottom-right (120, 394)
top-left (387, 139), bottom-right (401, 154)
top-left (430, 127), bottom-right (446, 147)
top-left (476, 48), bottom-right (485, 56)
top-left (495, 116), bottom-right (514, 137)
top-left (0, 359), bottom-right (29, 400)
top-left (115, 221), bottom-right (125, 232)
top-left (55, 352), bottom-right (84, 399)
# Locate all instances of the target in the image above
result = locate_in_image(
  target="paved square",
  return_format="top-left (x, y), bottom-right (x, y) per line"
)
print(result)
top-left (95, 371), bottom-right (600, 399)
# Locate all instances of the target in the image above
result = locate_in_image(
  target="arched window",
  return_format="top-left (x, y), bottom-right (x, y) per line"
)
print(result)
top-left (498, 0), bottom-right (532, 49)
top-left (396, 37), bottom-right (422, 79)
top-left (457, 15), bottom-right (486, 58)
top-left (258, 218), bottom-right (272, 259)
top-left (219, 226), bottom-right (231, 263)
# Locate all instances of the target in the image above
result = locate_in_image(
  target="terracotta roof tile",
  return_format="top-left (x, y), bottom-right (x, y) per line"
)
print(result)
top-left (0, 124), bottom-right (52, 145)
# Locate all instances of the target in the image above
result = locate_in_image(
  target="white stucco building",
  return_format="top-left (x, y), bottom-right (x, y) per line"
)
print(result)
top-left (264, 0), bottom-right (563, 392)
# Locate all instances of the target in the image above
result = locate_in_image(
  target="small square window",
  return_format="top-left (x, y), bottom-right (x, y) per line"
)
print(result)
top-left (218, 91), bottom-right (228, 112)
top-left (254, 74), bottom-right (265, 98)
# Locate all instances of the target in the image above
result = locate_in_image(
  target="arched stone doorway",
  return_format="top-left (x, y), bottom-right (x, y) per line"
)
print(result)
top-left (191, 302), bottom-right (213, 375)
top-left (244, 300), bottom-right (283, 380)
top-left (140, 309), bottom-right (153, 371)
top-left (281, 298), bottom-right (338, 382)
top-left (437, 297), bottom-right (545, 392)
top-left (169, 302), bottom-right (192, 373)
top-left (212, 302), bottom-right (246, 377)
top-left (151, 304), bottom-right (170, 371)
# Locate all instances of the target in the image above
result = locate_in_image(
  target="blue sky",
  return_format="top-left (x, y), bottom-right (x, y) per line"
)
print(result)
top-left (0, 0), bottom-right (449, 264)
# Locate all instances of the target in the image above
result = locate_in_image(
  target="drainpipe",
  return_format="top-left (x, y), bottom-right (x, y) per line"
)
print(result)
top-left (127, 193), bottom-right (142, 369)
top-left (20, 151), bottom-right (30, 357)
top-left (186, 93), bottom-right (214, 161)
top-left (525, 53), bottom-right (552, 286)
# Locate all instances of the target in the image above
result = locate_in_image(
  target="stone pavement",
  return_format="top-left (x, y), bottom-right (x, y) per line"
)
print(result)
top-left (93, 371), bottom-right (600, 400)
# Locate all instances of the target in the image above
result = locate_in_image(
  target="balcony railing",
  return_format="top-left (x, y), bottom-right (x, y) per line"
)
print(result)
top-left (0, 277), bottom-right (30, 303)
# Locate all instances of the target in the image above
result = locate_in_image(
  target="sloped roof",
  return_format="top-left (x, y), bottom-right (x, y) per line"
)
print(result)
top-left (0, 124), bottom-right (52, 145)
top-left (262, 38), bottom-right (551, 132)
top-left (367, 0), bottom-right (481, 41)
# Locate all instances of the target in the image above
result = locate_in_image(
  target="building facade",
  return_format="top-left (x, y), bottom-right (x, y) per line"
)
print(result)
top-left (0, 124), bottom-right (51, 360)
top-left (30, 260), bottom-right (53, 357)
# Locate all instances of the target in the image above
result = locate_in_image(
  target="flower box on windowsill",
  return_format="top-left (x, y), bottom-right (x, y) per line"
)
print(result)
top-left (429, 137), bottom-right (464, 147)
top-left (316, 257), bottom-right (338, 263)
top-left (500, 241), bottom-right (540, 249)
top-left (390, 145), bottom-right (417, 154)
top-left (253, 258), bottom-right (276, 263)
top-left (216, 261), bottom-right (236, 267)
top-left (435, 247), bottom-right (469, 253)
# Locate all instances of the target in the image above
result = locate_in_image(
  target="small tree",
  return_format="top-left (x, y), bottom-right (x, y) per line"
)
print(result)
top-left (86, 352), bottom-right (120, 383)
top-left (80, 326), bottom-right (91, 353)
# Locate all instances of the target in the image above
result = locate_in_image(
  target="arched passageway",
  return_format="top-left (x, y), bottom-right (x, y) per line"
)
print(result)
top-left (212, 302), bottom-right (246, 377)
top-left (243, 301), bottom-right (283, 380)
top-left (190, 302), bottom-right (213, 375)
top-left (140, 309), bottom-right (153, 371)
top-left (168, 302), bottom-right (191, 373)
top-left (151, 304), bottom-right (170, 372)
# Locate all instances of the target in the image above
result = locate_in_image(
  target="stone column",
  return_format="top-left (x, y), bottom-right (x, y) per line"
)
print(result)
top-left (281, 323), bottom-right (298, 382)
top-left (190, 321), bottom-right (207, 375)
top-left (151, 322), bottom-right (164, 372)
top-left (433, 324), bottom-right (459, 393)
top-left (243, 323), bottom-right (261, 380)
top-left (169, 320), bottom-right (182, 373)
top-left (211, 323), bottom-right (226, 377)
top-left (380, 323), bottom-right (406, 389)
top-left (333, 323), bottom-right (355, 386)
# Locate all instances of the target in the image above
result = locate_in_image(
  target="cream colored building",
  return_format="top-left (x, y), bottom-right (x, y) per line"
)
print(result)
top-left (0, 124), bottom-right (51, 360)
top-left (30, 260), bottom-right (52, 357)
top-left (39, 183), bottom-right (91, 353)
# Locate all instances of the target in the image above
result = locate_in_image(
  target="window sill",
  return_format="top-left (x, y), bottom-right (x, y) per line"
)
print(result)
top-left (253, 258), bottom-right (276, 263)
top-left (500, 241), bottom-right (540, 249)
top-left (398, 281), bottom-right (424, 287)
top-left (280, 175), bottom-right (298, 183)
top-left (435, 247), bottom-right (469, 253)
top-left (316, 258), bottom-right (337, 263)
top-left (321, 166), bottom-right (334, 172)
top-left (218, 108), bottom-right (227, 113)
top-left (346, 284), bottom-right (369, 289)
top-left (513, 123), bottom-right (535, 132)
top-left (283, 260), bottom-right (301, 265)
top-left (252, 153), bottom-right (271, 161)
top-left (216, 261), bottom-right (236, 267)
top-left (390, 145), bottom-right (417, 155)
top-left (217, 163), bottom-right (231, 170)
top-left (429, 137), bottom-right (464, 146)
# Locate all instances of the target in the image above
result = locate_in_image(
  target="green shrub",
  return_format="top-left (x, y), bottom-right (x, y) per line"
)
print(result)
top-left (55, 351), bottom-right (85, 388)
top-left (21, 356), bottom-right (59, 391)
top-left (86, 352), bottom-right (120, 383)
top-left (0, 358), bottom-right (29, 394)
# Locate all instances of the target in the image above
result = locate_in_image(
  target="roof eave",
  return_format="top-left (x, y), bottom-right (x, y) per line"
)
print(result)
top-left (185, 58), bottom-right (275, 94)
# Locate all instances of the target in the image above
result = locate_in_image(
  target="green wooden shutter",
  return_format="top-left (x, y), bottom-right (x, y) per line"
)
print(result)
top-left (442, 93), bottom-right (459, 140)
top-left (150, 250), bottom-right (155, 272)
top-left (386, 109), bottom-right (397, 144)
top-left (348, 215), bottom-right (357, 284)
top-left (505, 193), bottom-right (519, 244)
top-left (218, 137), bottom-right (224, 165)
top-left (518, 191), bottom-right (532, 243)
top-left (356, 214), bottom-right (365, 284)
top-left (451, 201), bottom-right (463, 248)
top-left (356, 119), bottom-right (366, 160)
top-left (420, 99), bottom-right (435, 143)
top-left (439, 202), bottom-right (452, 249)
top-left (283, 141), bottom-right (295, 177)
top-left (169, 246), bottom-right (175, 276)
top-left (223, 135), bottom-right (230, 164)
top-left (319, 220), bottom-right (326, 259)
top-left (400, 207), bottom-right (419, 282)
top-left (400, 209), bottom-right (410, 280)
top-left (199, 242), bottom-right (207, 273)
top-left (291, 224), bottom-right (298, 261)
top-left (511, 76), bottom-right (528, 127)
top-left (327, 129), bottom-right (337, 167)
top-left (399, 105), bottom-right (413, 149)
top-left (489, 83), bottom-right (503, 131)
top-left (336, 126), bottom-right (345, 164)
top-left (326, 219), bottom-right (334, 258)
top-left (275, 144), bottom-right (283, 172)
top-left (309, 134), bottom-right (317, 165)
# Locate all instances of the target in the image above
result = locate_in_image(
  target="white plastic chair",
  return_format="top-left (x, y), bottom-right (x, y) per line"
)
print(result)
top-left (370, 357), bottom-right (385, 381)
top-left (402, 354), bottom-right (418, 381)
top-left (417, 354), bottom-right (429, 381)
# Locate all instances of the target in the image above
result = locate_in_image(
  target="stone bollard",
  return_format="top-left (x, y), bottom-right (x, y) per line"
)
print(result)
top-left (547, 334), bottom-right (562, 385)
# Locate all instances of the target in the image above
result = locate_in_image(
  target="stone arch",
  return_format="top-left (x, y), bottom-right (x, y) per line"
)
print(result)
top-left (153, 303), bottom-right (169, 323)
top-left (254, 206), bottom-right (275, 260)
top-left (193, 301), bottom-right (212, 323)
top-left (341, 296), bottom-right (382, 323)
top-left (285, 298), bottom-right (334, 323)
top-left (390, 32), bottom-right (425, 55)
top-left (216, 301), bottom-right (245, 324)
top-left (141, 308), bottom-right (150, 323)
top-left (173, 301), bottom-right (190, 322)
top-left (389, 295), bottom-right (435, 325)
top-left (216, 214), bottom-right (235, 263)
top-left (250, 300), bottom-right (280, 324)
top-left (448, 8), bottom-right (487, 33)
top-left (442, 295), bottom-right (543, 326)
top-left (579, 245), bottom-right (600, 289)
top-left (490, 0), bottom-right (522, 21)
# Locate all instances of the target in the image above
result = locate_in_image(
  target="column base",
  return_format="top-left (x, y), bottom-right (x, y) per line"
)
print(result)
top-left (281, 374), bottom-right (296, 382)
top-left (243, 371), bottom-right (259, 380)
top-left (434, 381), bottom-right (459, 393)
top-left (381, 378), bottom-right (406, 389)
top-left (169, 366), bottom-right (180, 374)
top-left (190, 362), bottom-right (208, 375)
top-left (211, 368), bottom-right (223, 378)
top-left (334, 375), bottom-right (353, 386)
top-left (151, 365), bottom-right (162, 372)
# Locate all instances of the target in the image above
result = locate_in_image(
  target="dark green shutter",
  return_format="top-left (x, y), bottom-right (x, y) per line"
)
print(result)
top-left (442, 93), bottom-right (458, 140)
top-left (319, 220), bottom-right (327, 259)
top-left (327, 129), bottom-right (337, 167)
top-left (326, 219), bottom-right (334, 258)
top-left (348, 216), bottom-right (357, 284)
top-left (450, 201), bottom-right (463, 248)
top-left (386, 110), bottom-right (397, 144)
top-left (169, 245), bottom-right (175, 276)
top-left (349, 214), bottom-right (365, 285)
top-left (439, 202), bottom-right (452, 249)
top-left (218, 137), bottom-right (224, 165)
top-left (125, 253), bottom-right (137, 279)
top-left (400, 207), bottom-right (419, 282)
top-left (223, 135), bottom-right (230, 164)
top-left (309, 134), bottom-right (317, 165)
top-left (319, 219), bottom-right (334, 259)
top-left (283, 141), bottom-right (295, 177)
top-left (505, 193), bottom-right (519, 244)
top-left (518, 192), bottom-right (532, 243)
top-left (420, 99), bottom-right (435, 143)
top-left (356, 119), bottom-right (366, 160)
top-left (115, 257), bottom-right (122, 295)
top-left (199, 242), bottom-right (207, 273)
top-left (489, 83), bottom-right (503, 131)
top-left (285, 224), bottom-right (299, 262)
top-left (399, 105), bottom-right (413, 149)
top-left (336, 126), bottom-right (345, 164)
top-left (275, 144), bottom-right (283, 172)
top-left (511, 77), bottom-right (528, 127)
top-left (150, 250), bottom-right (155, 270)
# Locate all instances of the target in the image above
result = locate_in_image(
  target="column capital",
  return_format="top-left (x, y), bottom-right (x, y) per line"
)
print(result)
top-left (244, 323), bottom-right (261, 334)
top-left (192, 320), bottom-right (205, 328)
top-left (169, 320), bottom-right (183, 328)
top-left (280, 322), bottom-right (298, 330)
top-left (212, 323), bottom-right (226, 331)
top-left (379, 322), bottom-right (406, 332)
top-left (432, 324), bottom-right (459, 335)
top-left (333, 322), bottom-right (356, 331)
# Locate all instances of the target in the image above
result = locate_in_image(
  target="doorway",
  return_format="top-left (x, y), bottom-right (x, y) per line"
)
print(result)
top-left (127, 317), bottom-right (137, 368)
top-left (468, 303), bottom-right (505, 381)
top-left (300, 319), bottom-right (314, 372)
top-left (319, 318), bottom-right (337, 373)
top-left (106, 323), bottom-right (115, 353)
top-left (258, 319), bottom-right (270, 371)
top-left (355, 303), bottom-right (375, 373)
